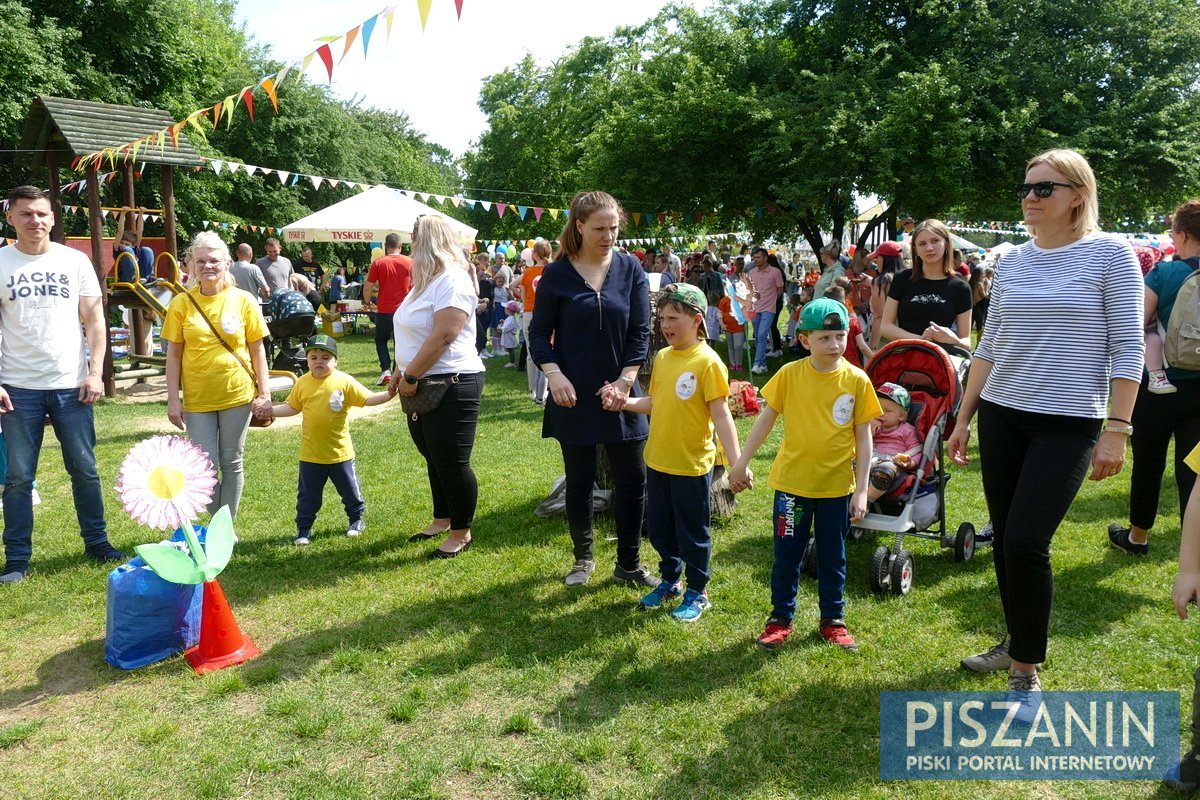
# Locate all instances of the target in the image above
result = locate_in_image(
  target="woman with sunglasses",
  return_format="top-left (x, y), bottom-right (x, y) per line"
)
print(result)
top-left (528, 191), bottom-right (656, 588)
top-left (877, 218), bottom-right (973, 352)
top-left (948, 149), bottom-right (1143, 693)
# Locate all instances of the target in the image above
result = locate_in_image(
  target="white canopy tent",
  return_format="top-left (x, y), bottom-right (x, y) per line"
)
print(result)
top-left (279, 185), bottom-right (477, 246)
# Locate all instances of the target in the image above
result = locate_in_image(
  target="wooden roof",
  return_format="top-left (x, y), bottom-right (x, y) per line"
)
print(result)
top-left (19, 96), bottom-right (204, 169)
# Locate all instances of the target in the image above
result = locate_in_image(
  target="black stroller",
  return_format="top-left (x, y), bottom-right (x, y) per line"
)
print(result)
top-left (265, 288), bottom-right (316, 375)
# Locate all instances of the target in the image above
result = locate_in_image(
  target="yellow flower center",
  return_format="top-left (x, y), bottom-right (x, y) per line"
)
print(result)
top-left (147, 465), bottom-right (185, 500)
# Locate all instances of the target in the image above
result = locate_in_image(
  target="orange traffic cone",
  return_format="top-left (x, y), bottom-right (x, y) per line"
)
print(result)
top-left (184, 579), bottom-right (260, 674)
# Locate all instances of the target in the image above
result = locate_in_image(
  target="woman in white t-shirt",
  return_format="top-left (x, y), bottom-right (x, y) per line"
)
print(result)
top-left (390, 216), bottom-right (486, 559)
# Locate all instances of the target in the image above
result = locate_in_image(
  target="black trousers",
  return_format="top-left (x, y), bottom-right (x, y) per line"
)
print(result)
top-left (559, 439), bottom-right (646, 569)
top-left (406, 372), bottom-right (484, 530)
top-left (977, 400), bottom-right (1100, 664)
top-left (1129, 376), bottom-right (1200, 531)
top-left (373, 312), bottom-right (395, 372)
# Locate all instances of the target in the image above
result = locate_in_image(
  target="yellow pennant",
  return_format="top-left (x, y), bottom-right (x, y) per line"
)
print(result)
top-left (260, 76), bottom-right (279, 112)
top-left (548, 208), bottom-right (560, 221)
top-left (416, 0), bottom-right (432, 30)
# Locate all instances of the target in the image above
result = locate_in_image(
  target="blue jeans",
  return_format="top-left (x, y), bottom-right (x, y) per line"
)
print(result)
top-left (645, 467), bottom-right (713, 592)
top-left (2, 386), bottom-right (108, 568)
top-left (770, 490), bottom-right (849, 621)
top-left (296, 459), bottom-right (364, 533)
top-left (754, 311), bottom-right (777, 368)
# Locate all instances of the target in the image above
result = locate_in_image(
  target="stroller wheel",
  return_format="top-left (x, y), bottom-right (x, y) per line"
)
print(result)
top-left (802, 538), bottom-right (818, 579)
top-left (889, 550), bottom-right (914, 596)
top-left (848, 526), bottom-right (865, 542)
top-left (869, 546), bottom-right (890, 594)
top-left (954, 522), bottom-right (976, 563)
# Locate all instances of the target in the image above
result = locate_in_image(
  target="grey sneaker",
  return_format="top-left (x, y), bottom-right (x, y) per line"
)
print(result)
top-left (1007, 669), bottom-right (1042, 693)
top-left (613, 564), bottom-right (662, 588)
top-left (961, 636), bottom-right (1013, 672)
top-left (564, 559), bottom-right (595, 586)
top-left (294, 532), bottom-right (311, 546)
top-left (0, 568), bottom-right (27, 584)
top-left (346, 519), bottom-right (366, 538)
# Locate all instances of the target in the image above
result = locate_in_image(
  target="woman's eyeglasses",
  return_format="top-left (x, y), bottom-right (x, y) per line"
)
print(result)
top-left (1015, 181), bottom-right (1076, 199)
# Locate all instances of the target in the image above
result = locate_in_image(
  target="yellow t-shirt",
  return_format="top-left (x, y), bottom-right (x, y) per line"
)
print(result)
top-left (1185, 442), bottom-right (1200, 475)
top-left (285, 369), bottom-right (372, 464)
top-left (161, 287), bottom-right (269, 412)
top-left (760, 358), bottom-right (882, 498)
top-left (644, 342), bottom-right (730, 476)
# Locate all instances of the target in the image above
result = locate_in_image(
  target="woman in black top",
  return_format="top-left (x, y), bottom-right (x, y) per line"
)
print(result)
top-left (529, 191), bottom-right (656, 589)
top-left (878, 219), bottom-right (973, 350)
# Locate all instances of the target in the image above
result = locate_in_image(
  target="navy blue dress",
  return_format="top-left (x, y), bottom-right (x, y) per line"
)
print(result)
top-left (529, 251), bottom-right (650, 445)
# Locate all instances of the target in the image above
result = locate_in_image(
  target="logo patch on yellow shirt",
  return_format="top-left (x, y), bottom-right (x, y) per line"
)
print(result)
top-left (832, 393), bottom-right (855, 426)
top-left (675, 371), bottom-right (698, 400)
top-left (220, 311), bottom-right (243, 334)
top-left (329, 389), bottom-right (345, 412)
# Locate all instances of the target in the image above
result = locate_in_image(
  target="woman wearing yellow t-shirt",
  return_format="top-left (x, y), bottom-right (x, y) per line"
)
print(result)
top-left (163, 231), bottom-right (271, 519)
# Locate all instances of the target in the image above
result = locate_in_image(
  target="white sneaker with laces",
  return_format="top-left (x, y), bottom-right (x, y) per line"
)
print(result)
top-left (346, 520), bottom-right (366, 538)
top-left (377, 371), bottom-right (391, 386)
top-left (1149, 370), bottom-right (1177, 394)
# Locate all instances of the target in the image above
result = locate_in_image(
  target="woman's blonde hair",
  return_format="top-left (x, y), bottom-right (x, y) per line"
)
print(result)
top-left (410, 215), bottom-right (475, 298)
top-left (187, 230), bottom-right (234, 290)
top-left (533, 239), bottom-right (553, 263)
top-left (909, 219), bottom-right (956, 280)
top-left (555, 191), bottom-right (625, 261)
top-left (1025, 148), bottom-right (1099, 238)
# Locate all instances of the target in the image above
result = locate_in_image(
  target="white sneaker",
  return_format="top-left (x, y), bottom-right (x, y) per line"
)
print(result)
top-left (480, 350), bottom-right (494, 359)
top-left (377, 371), bottom-right (391, 386)
top-left (346, 520), bottom-right (366, 538)
top-left (31, 489), bottom-right (40, 506)
top-left (1149, 371), bottom-right (1177, 394)
top-left (294, 534), bottom-right (311, 546)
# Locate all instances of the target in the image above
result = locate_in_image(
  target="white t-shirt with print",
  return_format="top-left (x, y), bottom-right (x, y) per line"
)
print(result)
top-left (394, 266), bottom-right (486, 375)
top-left (0, 242), bottom-right (102, 390)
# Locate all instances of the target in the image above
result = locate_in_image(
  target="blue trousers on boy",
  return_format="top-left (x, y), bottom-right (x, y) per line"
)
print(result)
top-left (645, 467), bottom-right (712, 593)
top-left (296, 459), bottom-right (364, 533)
top-left (770, 490), bottom-right (848, 621)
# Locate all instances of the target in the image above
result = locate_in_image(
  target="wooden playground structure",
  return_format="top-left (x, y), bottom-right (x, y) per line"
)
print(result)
top-left (17, 96), bottom-right (204, 396)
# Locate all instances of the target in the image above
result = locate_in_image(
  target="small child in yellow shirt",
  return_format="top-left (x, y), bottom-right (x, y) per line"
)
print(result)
top-left (603, 283), bottom-right (741, 622)
top-left (270, 335), bottom-right (393, 545)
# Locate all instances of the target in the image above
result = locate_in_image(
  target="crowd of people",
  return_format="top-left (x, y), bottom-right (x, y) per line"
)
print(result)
top-left (7, 145), bottom-right (1200, 787)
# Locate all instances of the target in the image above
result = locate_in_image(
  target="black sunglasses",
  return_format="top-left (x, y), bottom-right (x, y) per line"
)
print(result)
top-left (1015, 181), bottom-right (1076, 199)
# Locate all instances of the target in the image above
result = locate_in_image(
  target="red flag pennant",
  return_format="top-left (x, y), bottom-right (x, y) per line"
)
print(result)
top-left (455, 0), bottom-right (464, 18)
top-left (241, 87), bottom-right (255, 122)
top-left (316, 44), bottom-right (334, 81)
top-left (211, 100), bottom-right (223, 127)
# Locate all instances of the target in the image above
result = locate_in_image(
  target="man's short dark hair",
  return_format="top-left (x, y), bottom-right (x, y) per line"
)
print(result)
top-left (8, 185), bottom-right (48, 205)
top-left (384, 233), bottom-right (402, 249)
top-left (264, 237), bottom-right (281, 247)
top-left (752, 246), bottom-right (768, 257)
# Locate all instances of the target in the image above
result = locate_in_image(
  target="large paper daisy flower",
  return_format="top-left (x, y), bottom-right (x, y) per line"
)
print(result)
top-left (117, 435), bottom-right (217, 530)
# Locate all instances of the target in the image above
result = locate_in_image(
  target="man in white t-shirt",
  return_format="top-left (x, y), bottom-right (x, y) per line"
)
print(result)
top-left (255, 237), bottom-right (294, 293)
top-left (0, 186), bottom-right (122, 583)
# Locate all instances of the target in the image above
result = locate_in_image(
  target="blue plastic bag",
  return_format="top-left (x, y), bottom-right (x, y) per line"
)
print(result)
top-left (104, 527), bottom-right (205, 670)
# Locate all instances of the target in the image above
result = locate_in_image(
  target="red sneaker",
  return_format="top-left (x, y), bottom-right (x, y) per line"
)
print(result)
top-left (756, 616), bottom-right (794, 651)
top-left (819, 618), bottom-right (858, 651)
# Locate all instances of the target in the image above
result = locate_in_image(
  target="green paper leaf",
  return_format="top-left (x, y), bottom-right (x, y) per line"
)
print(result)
top-left (203, 506), bottom-right (235, 576)
top-left (135, 543), bottom-right (205, 584)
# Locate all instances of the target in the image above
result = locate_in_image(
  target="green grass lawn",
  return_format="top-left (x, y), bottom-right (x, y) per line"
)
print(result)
top-left (0, 333), bottom-right (1191, 799)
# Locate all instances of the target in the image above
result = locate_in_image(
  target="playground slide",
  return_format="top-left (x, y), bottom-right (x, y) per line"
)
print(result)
top-left (120, 278), bottom-right (183, 316)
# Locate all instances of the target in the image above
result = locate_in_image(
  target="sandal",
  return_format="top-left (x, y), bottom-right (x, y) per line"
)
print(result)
top-left (407, 526), bottom-right (449, 543)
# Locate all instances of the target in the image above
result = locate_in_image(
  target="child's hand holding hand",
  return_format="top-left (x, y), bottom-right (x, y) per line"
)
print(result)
top-left (1173, 570), bottom-right (1200, 619)
top-left (728, 463), bottom-right (753, 493)
top-left (600, 383), bottom-right (626, 412)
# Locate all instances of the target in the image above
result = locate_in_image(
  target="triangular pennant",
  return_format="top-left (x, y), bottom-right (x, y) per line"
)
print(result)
top-left (361, 15), bottom-right (378, 56)
top-left (532, 207), bottom-right (543, 221)
top-left (455, 0), bottom-right (464, 18)
top-left (222, 95), bottom-right (236, 128)
top-left (260, 76), bottom-right (279, 113)
top-left (385, 9), bottom-right (396, 39)
top-left (417, 0), bottom-right (433, 30)
top-left (276, 170), bottom-right (290, 184)
top-left (517, 205), bottom-right (529, 220)
top-left (208, 159), bottom-right (223, 175)
top-left (480, 201), bottom-right (492, 212)
top-left (450, 197), bottom-right (462, 208)
top-left (316, 44), bottom-right (334, 81)
top-left (242, 163), bottom-right (257, 176)
top-left (301, 53), bottom-right (315, 74)
top-left (549, 208), bottom-right (560, 220)
top-left (169, 120), bottom-right (185, 148)
top-left (341, 26), bottom-right (361, 63)
top-left (211, 100), bottom-right (223, 127)
top-left (310, 176), bottom-right (323, 189)
top-left (328, 178), bottom-right (341, 188)
top-left (290, 173), bottom-right (302, 187)
top-left (276, 64), bottom-right (292, 87)
top-left (633, 212), bottom-right (642, 226)
top-left (495, 203), bottom-right (507, 218)
top-left (240, 87), bottom-right (255, 121)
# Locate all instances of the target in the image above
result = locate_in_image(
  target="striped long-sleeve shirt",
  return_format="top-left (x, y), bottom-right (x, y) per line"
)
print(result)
top-left (975, 231), bottom-right (1144, 419)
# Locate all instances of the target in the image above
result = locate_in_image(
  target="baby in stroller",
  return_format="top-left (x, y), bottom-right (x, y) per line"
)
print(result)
top-left (867, 382), bottom-right (922, 502)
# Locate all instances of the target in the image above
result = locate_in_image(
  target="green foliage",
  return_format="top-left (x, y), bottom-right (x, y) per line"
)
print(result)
top-left (466, 0), bottom-right (1200, 247)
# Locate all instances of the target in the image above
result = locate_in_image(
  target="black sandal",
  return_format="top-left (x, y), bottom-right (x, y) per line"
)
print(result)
top-left (407, 529), bottom-right (448, 543)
